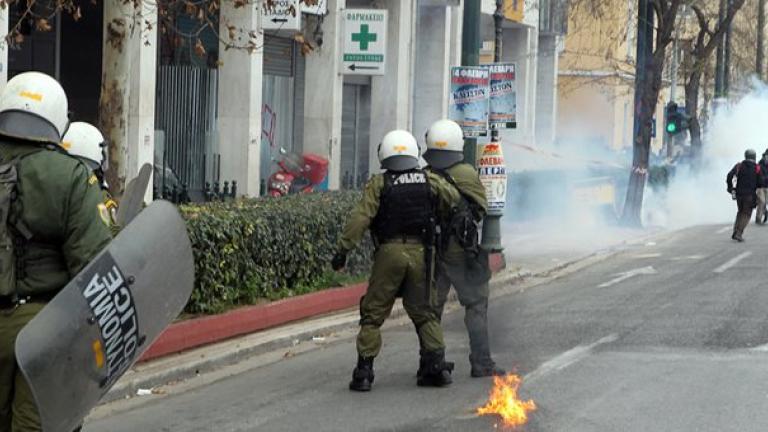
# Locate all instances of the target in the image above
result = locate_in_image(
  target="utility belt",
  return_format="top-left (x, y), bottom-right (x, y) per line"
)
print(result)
top-left (378, 235), bottom-right (424, 245)
top-left (0, 292), bottom-right (55, 310)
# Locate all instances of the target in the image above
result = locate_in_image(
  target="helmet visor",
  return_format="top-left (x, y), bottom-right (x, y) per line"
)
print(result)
top-left (0, 110), bottom-right (61, 144)
top-left (423, 149), bottom-right (464, 169)
top-left (381, 155), bottom-right (419, 172)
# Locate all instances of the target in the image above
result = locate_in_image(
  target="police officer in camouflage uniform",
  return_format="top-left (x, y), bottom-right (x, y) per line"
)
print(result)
top-left (63, 122), bottom-right (120, 236)
top-left (424, 119), bottom-right (505, 378)
top-left (0, 72), bottom-right (112, 432)
top-left (332, 130), bottom-right (459, 392)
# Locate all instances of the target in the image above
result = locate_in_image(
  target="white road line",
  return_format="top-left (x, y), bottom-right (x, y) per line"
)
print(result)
top-left (713, 251), bottom-right (753, 273)
top-left (598, 266), bottom-right (657, 288)
top-left (633, 253), bottom-right (662, 259)
top-left (671, 255), bottom-right (706, 261)
top-left (524, 333), bottom-right (619, 384)
top-left (716, 226), bottom-right (731, 235)
top-left (750, 344), bottom-right (768, 352)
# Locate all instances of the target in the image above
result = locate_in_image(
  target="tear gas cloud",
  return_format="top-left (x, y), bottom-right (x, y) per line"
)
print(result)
top-left (497, 133), bottom-right (638, 257)
top-left (644, 79), bottom-right (768, 229)
top-left (496, 81), bottom-right (768, 256)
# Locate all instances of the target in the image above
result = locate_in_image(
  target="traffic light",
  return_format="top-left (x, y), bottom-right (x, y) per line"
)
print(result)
top-left (665, 102), bottom-right (690, 136)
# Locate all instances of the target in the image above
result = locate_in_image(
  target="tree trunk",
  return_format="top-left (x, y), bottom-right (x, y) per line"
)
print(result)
top-left (685, 69), bottom-right (703, 156)
top-left (622, 57), bottom-right (661, 226)
top-left (98, 0), bottom-right (135, 196)
top-left (621, 0), bottom-right (655, 226)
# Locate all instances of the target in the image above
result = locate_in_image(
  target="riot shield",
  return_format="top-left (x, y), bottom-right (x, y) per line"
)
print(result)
top-left (116, 163), bottom-right (152, 227)
top-left (15, 200), bottom-right (194, 432)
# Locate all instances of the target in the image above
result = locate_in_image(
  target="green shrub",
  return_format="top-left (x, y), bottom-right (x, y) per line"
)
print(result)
top-left (180, 191), bottom-right (374, 314)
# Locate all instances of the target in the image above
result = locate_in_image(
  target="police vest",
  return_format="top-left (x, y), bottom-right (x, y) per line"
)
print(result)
top-left (372, 170), bottom-right (434, 241)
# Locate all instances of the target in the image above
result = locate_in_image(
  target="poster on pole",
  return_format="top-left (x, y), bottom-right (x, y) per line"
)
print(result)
top-left (476, 141), bottom-right (507, 216)
top-left (449, 66), bottom-right (490, 137)
top-left (489, 63), bottom-right (517, 129)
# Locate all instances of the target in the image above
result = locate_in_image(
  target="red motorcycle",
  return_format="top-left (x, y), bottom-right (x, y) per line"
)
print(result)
top-left (268, 148), bottom-right (329, 197)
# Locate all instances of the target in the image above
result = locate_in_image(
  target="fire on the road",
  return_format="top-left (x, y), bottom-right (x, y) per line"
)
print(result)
top-left (477, 374), bottom-right (536, 428)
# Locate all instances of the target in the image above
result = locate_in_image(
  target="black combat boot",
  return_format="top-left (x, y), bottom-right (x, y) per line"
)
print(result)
top-left (416, 350), bottom-right (454, 387)
top-left (349, 356), bottom-right (375, 392)
top-left (470, 354), bottom-right (506, 378)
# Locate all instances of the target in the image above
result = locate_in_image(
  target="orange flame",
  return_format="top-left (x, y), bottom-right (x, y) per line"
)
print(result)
top-left (477, 374), bottom-right (536, 428)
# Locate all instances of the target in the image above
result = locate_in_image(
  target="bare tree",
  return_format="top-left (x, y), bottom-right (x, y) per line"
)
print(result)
top-left (620, 0), bottom-right (686, 225)
top-left (684, 0), bottom-right (746, 157)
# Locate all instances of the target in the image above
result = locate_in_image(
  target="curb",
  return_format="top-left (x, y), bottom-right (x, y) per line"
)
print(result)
top-left (139, 253), bottom-right (507, 362)
top-left (102, 247), bottom-right (615, 404)
top-left (140, 283), bottom-right (367, 361)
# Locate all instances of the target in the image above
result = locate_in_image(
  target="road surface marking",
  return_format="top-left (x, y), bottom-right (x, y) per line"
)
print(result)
top-left (454, 334), bottom-right (620, 420)
top-left (524, 334), bottom-right (619, 384)
top-left (750, 344), bottom-right (768, 352)
top-left (713, 252), bottom-right (752, 273)
top-left (598, 266), bottom-right (657, 288)
top-left (716, 226), bottom-right (731, 234)
top-left (633, 253), bottom-right (662, 259)
top-left (671, 255), bottom-right (706, 261)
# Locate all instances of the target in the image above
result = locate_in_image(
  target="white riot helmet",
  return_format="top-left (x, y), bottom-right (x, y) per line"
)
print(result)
top-left (0, 71), bottom-right (69, 145)
top-left (378, 130), bottom-right (420, 171)
top-left (423, 119), bottom-right (465, 169)
top-left (62, 122), bottom-right (107, 171)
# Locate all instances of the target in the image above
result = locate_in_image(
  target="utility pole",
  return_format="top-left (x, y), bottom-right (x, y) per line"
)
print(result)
top-left (461, 0), bottom-right (481, 166)
top-left (480, 0), bottom-right (505, 252)
top-left (758, 0), bottom-right (766, 79)
top-left (491, 0), bottom-right (503, 146)
top-left (667, 6), bottom-right (683, 159)
top-left (724, 0), bottom-right (733, 95)
top-left (715, 0), bottom-right (726, 97)
top-left (632, 0), bottom-right (653, 145)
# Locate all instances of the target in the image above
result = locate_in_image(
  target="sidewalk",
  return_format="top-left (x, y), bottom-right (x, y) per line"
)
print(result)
top-left (103, 226), bottom-right (660, 404)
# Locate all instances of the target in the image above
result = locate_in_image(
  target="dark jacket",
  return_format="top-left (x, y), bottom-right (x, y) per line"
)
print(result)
top-left (759, 159), bottom-right (768, 186)
top-left (727, 159), bottom-right (762, 197)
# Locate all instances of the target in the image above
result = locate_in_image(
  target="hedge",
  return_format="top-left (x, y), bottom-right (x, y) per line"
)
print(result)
top-left (179, 191), bottom-right (374, 314)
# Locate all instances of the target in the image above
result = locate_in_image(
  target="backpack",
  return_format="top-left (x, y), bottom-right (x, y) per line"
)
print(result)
top-left (433, 169), bottom-right (491, 285)
top-left (0, 148), bottom-right (43, 297)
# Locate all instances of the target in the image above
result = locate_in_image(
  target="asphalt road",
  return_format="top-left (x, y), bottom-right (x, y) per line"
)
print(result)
top-left (86, 223), bottom-right (768, 431)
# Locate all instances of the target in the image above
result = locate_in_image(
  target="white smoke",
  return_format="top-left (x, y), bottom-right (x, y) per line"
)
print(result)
top-left (497, 80), bottom-right (768, 257)
top-left (643, 79), bottom-right (768, 229)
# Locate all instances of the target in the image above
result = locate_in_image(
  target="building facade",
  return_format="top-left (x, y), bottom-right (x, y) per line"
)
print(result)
top-left (557, 0), bottom-right (667, 155)
top-left (0, 0), bottom-right (563, 198)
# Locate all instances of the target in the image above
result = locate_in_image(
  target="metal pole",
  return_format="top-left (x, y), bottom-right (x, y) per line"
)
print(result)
top-left (715, 0), bottom-right (726, 97)
top-left (666, 6), bottom-right (683, 159)
top-left (724, 0), bottom-right (733, 96)
top-left (480, 0), bottom-right (505, 252)
top-left (490, 0), bottom-right (503, 145)
top-left (461, 0), bottom-right (481, 166)
top-left (758, 0), bottom-right (766, 78)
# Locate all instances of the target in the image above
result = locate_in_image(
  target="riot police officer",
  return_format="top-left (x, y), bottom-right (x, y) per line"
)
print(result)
top-left (332, 130), bottom-right (459, 391)
top-left (63, 122), bottom-right (119, 235)
top-left (424, 119), bottom-right (505, 378)
top-left (0, 72), bottom-right (112, 431)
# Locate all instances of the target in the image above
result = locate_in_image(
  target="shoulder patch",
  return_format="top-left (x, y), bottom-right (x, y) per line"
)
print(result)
top-left (97, 203), bottom-right (111, 226)
top-left (89, 175), bottom-right (99, 186)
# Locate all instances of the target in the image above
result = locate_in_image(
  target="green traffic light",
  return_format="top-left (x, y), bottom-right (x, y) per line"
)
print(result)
top-left (667, 123), bottom-right (677, 133)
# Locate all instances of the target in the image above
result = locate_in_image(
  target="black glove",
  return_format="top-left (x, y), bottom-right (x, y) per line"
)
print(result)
top-left (331, 251), bottom-right (347, 271)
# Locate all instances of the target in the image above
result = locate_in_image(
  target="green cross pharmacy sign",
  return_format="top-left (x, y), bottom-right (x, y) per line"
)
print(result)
top-left (343, 9), bottom-right (388, 75)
